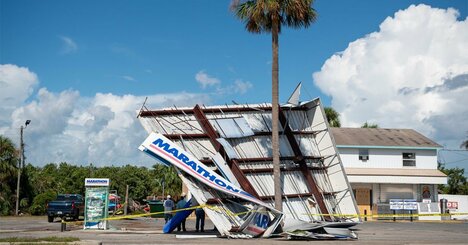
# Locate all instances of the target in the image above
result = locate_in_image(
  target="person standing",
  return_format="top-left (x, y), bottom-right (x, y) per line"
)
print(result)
top-left (195, 207), bottom-right (205, 232)
top-left (176, 193), bottom-right (187, 231)
top-left (163, 195), bottom-right (174, 224)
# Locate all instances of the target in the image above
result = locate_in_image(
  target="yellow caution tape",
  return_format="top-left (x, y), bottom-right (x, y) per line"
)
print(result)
top-left (62, 203), bottom-right (468, 224)
top-left (63, 204), bottom-right (208, 224)
top-left (303, 212), bottom-right (468, 218)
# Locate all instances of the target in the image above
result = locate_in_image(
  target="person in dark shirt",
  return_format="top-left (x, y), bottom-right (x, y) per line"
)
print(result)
top-left (176, 193), bottom-right (187, 231)
top-left (195, 208), bottom-right (205, 232)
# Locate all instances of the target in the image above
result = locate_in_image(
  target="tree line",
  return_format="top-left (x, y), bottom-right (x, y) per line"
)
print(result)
top-left (1, 135), bottom-right (181, 216)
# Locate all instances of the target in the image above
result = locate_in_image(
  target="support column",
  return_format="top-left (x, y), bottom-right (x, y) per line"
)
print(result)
top-left (278, 108), bottom-right (331, 220)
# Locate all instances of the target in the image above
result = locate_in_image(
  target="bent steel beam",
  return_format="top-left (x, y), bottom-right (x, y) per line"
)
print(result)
top-left (278, 107), bottom-right (331, 220)
top-left (192, 104), bottom-right (260, 198)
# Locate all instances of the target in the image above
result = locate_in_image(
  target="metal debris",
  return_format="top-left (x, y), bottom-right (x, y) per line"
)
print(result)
top-left (138, 97), bottom-right (360, 239)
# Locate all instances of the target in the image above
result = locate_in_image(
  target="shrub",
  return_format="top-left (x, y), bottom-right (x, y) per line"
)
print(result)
top-left (29, 191), bottom-right (56, 215)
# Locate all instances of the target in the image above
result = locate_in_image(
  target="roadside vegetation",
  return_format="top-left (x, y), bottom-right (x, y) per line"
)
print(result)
top-left (0, 236), bottom-right (80, 245)
top-left (1, 134), bottom-right (181, 216)
top-left (1, 118), bottom-right (467, 216)
top-left (0, 236), bottom-right (79, 243)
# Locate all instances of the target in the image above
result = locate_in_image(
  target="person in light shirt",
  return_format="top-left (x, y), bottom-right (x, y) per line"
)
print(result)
top-left (163, 195), bottom-right (174, 223)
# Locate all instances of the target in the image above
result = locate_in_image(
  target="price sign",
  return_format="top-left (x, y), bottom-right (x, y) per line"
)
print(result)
top-left (447, 201), bottom-right (458, 209)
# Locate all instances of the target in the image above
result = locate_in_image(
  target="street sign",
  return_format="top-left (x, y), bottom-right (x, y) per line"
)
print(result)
top-left (390, 199), bottom-right (418, 210)
top-left (403, 199), bottom-right (418, 210)
top-left (390, 199), bottom-right (404, 210)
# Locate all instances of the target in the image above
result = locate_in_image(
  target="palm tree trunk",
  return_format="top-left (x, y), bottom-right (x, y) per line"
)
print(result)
top-left (272, 18), bottom-right (282, 212)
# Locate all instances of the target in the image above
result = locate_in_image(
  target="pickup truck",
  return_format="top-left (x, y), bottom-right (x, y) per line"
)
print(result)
top-left (46, 194), bottom-right (85, 222)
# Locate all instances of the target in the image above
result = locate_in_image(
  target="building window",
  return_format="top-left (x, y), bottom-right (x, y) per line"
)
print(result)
top-left (359, 149), bottom-right (369, 161)
top-left (403, 152), bottom-right (416, 166)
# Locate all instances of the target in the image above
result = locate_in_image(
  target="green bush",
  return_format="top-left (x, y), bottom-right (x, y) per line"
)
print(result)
top-left (29, 191), bottom-right (56, 215)
top-left (0, 198), bottom-right (12, 216)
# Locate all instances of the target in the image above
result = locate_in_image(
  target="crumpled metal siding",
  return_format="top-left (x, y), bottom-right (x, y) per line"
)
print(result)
top-left (245, 171), bottom-right (310, 196)
top-left (263, 198), bottom-right (316, 222)
top-left (295, 135), bottom-right (321, 157)
top-left (228, 136), bottom-right (293, 158)
top-left (303, 101), bottom-right (359, 220)
top-left (207, 111), bottom-right (284, 133)
top-left (140, 115), bottom-right (203, 135)
top-left (237, 160), bottom-right (292, 170)
top-left (138, 98), bottom-right (360, 227)
top-left (178, 173), bottom-right (249, 236)
top-left (283, 110), bottom-right (314, 132)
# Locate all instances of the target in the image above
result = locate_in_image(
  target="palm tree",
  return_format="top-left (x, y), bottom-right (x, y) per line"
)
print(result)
top-left (0, 136), bottom-right (19, 215)
top-left (324, 107), bottom-right (341, 127)
top-left (231, 0), bottom-right (317, 211)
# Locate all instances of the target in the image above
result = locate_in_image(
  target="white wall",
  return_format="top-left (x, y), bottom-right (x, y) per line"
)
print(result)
top-left (438, 194), bottom-right (468, 220)
top-left (338, 148), bottom-right (438, 169)
top-left (351, 183), bottom-right (445, 204)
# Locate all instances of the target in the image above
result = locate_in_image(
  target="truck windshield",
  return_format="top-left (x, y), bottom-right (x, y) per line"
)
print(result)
top-left (56, 195), bottom-right (80, 201)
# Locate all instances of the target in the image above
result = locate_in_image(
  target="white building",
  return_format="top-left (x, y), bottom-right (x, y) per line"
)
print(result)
top-left (331, 128), bottom-right (447, 218)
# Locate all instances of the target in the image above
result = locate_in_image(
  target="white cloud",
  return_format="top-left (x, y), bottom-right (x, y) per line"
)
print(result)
top-left (195, 70), bottom-right (221, 88)
top-left (313, 4), bottom-right (468, 148)
top-left (122, 75), bottom-right (136, 81)
top-left (233, 79), bottom-right (253, 94)
top-left (0, 65), bottom-right (212, 166)
top-left (195, 70), bottom-right (253, 95)
top-left (59, 35), bottom-right (78, 54)
top-left (0, 64), bottom-right (38, 128)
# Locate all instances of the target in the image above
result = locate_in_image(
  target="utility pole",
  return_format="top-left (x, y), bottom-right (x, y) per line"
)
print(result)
top-left (15, 120), bottom-right (30, 216)
top-left (124, 185), bottom-right (129, 216)
top-left (15, 126), bottom-right (23, 216)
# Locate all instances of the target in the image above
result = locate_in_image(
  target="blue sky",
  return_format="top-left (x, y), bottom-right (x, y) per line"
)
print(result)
top-left (2, 0), bottom-right (465, 103)
top-left (1, 0), bottom-right (467, 169)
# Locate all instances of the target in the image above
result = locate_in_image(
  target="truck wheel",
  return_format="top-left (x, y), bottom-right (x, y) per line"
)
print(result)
top-left (48, 216), bottom-right (54, 223)
top-left (73, 209), bottom-right (79, 220)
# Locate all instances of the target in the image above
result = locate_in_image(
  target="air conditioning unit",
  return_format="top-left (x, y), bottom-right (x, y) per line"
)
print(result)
top-left (359, 155), bottom-right (368, 161)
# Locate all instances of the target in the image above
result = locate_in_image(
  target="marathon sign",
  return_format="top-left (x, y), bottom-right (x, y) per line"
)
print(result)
top-left (139, 133), bottom-right (272, 208)
top-left (85, 178), bottom-right (110, 187)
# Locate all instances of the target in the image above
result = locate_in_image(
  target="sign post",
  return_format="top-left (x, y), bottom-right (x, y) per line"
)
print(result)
top-left (84, 178), bottom-right (110, 230)
top-left (403, 199), bottom-right (417, 222)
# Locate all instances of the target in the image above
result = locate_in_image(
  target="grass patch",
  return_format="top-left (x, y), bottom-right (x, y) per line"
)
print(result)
top-left (0, 236), bottom-right (80, 243)
top-left (5, 243), bottom-right (70, 245)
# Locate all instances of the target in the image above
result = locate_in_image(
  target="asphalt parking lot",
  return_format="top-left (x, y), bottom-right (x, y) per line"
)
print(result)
top-left (0, 216), bottom-right (467, 244)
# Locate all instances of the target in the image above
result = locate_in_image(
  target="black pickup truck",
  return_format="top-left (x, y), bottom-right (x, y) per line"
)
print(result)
top-left (46, 194), bottom-right (85, 222)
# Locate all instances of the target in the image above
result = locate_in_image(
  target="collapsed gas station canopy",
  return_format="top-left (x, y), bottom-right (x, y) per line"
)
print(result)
top-left (138, 98), bottom-right (359, 238)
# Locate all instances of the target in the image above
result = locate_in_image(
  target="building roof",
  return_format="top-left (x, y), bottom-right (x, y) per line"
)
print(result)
top-left (331, 128), bottom-right (442, 149)
top-left (345, 168), bottom-right (447, 184)
top-left (345, 168), bottom-right (447, 177)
